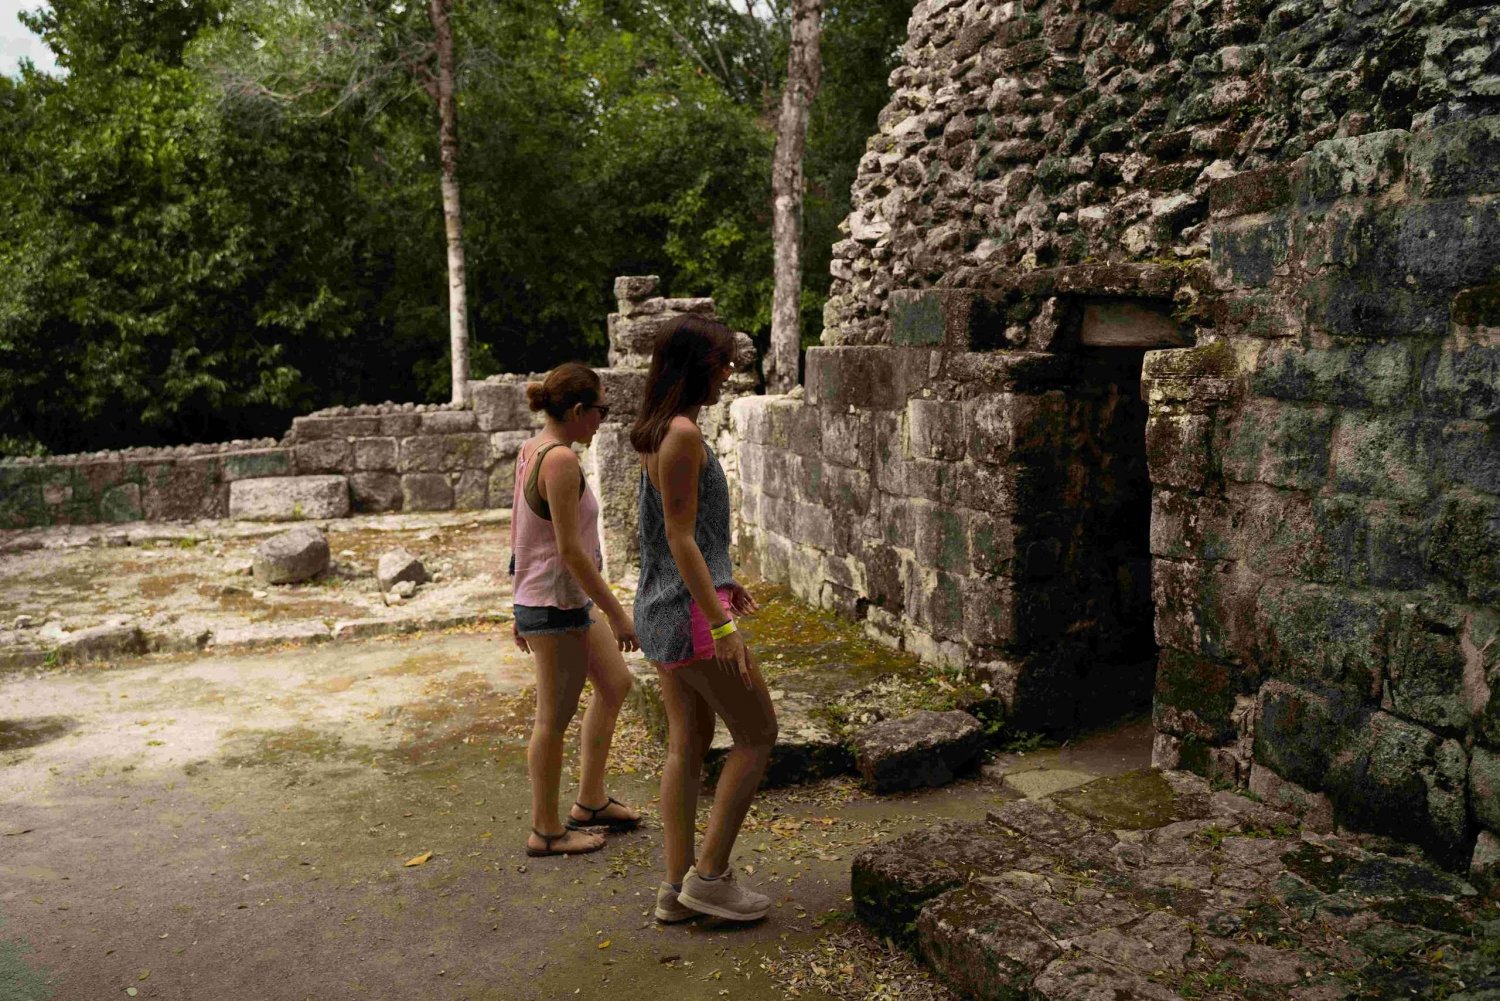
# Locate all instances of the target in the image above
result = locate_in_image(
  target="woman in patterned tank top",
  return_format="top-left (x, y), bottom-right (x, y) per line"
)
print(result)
top-left (510, 363), bottom-right (641, 858)
top-left (631, 316), bottom-right (778, 923)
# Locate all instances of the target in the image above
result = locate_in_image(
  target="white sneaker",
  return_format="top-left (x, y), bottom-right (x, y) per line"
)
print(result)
top-left (654, 882), bottom-right (699, 923)
top-left (678, 865), bottom-right (770, 922)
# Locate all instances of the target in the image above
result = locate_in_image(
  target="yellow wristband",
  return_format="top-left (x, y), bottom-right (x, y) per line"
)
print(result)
top-left (709, 619), bottom-right (737, 640)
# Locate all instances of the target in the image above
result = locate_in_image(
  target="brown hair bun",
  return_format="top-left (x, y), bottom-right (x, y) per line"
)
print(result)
top-left (527, 362), bottom-right (602, 421)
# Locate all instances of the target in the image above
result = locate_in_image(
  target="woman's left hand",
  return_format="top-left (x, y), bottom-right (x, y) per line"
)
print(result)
top-left (512, 622), bottom-right (530, 654)
top-left (726, 582), bottom-right (758, 617)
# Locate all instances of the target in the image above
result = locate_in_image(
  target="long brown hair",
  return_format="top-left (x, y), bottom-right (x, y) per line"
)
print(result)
top-left (629, 314), bottom-right (735, 453)
top-left (526, 362), bottom-right (601, 420)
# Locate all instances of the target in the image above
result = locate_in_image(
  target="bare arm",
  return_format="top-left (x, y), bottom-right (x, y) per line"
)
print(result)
top-left (540, 447), bottom-right (638, 651)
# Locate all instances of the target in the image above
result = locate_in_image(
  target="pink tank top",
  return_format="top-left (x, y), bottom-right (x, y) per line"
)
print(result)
top-left (510, 439), bottom-right (602, 609)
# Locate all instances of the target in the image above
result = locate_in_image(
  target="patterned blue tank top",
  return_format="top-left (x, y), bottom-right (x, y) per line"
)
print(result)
top-left (634, 441), bottom-right (736, 664)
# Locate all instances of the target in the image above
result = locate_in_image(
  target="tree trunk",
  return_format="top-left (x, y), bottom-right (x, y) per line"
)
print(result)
top-left (767, 0), bottom-right (823, 394)
top-left (429, 0), bottom-right (469, 405)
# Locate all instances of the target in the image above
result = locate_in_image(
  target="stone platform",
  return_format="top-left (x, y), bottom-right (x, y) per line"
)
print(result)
top-left (854, 770), bottom-right (1499, 1001)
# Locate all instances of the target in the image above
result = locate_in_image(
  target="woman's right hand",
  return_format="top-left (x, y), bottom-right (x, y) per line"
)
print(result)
top-left (608, 610), bottom-right (639, 653)
top-left (714, 626), bottom-right (751, 686)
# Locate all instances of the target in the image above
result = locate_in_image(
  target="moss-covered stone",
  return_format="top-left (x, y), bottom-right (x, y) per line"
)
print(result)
top-left (1221, 399), bottom-right (1334, 491)
top-left (1427, 492), bottom-right (1500, 605)
top-left (1154, 649), bottom-right (1239, 743)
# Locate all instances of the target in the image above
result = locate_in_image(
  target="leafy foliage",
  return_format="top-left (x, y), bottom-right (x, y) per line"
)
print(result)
top-left (0, 0), bottom-right (912, 453)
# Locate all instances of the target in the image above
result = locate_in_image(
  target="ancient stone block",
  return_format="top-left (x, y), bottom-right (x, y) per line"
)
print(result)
top-left (1253, 681), bottom-right (1354, 792)
top-left (1296, 129), bottom-right (1407, 205)
top-left (1470, 746), bottom-right (1500, 835)
top-left (291, 415), bottom-right (381, 441)
top-left (821, 408), bottom-right (874, 467)
top-left (1149, 489), bottom-right (1233, 562)
top-left (99, 483), bottom-right (143, 523)
top-left (820, 463), bottom-right (873, 518)
top-left (141, 457), bottom-right (225, 521)
top-left (613, 274), bottom-right (659, 302)
top-left (470, 379), bottom-right (533, 433)
top-left (1247, 763), bottom-right (1334, 832)
top-left (348, 472), bottom-right (402, 513)
top-left (968, 511), bottom-right (1016, 575)
top-left (1253, 579), bottom-right (1394, 702)
top-left (596, 368), bottom-right (650, 422)
top-left (1151, 560), bottom-right (1258, 665)
top-left (352, 437), bottom-right (398, 472)
top-left (421, 410), bottom-right (476, 434)
top-left (1386, 605), bottom-right (1470, 732)
top-left (1326, 713), bottom-right (1471, 867)
top-left (1329, 414), bottom-right (1440, 503)
top-left (1251, 343), bottom-right (1417, 409)
top-left (1211, 215), bottom-right (1291, 289)
top-left (907, 398), bottom-right (967, 460)
top-left (888, 288), bottom-right (1003, 350)
top-left (294, 439), bottom-right (352, 474)
top-left (962, 576), bottom-right (1015, 647)
top-left (1144, 412), bottom-right (1220, 494)
top-left (397, 433), bottom-right (490, 473)
top-left (1421, 346), bottom-right (1500, 421)
top-left (851, 820), bottom-right (1028, 942)
top-left (222, 449), bottom-right (292, 481)
top-left (253, 525), bottom-right (330, 585)
top-left (1408, 116), bottom-right (1500, 199)
top-left (454, 469), bottom-right (488, 510)
top-left (806, 346), bottom-right (908, 410)
top-left (913, 501), bottom-right (969, 573)
top-left (379, 412), bottom-right (422, 437)
top-left (1427, 492), bottom-right (1500, 605)
top-left (851, 710), bottom-right (984, 793)
top-left (1154, 649), bottom-right (1240, 744)
top-left (401, 473), bottom-right (453, 511)
top-left (1221, 399), bottom-right (1333, 491)
top-left (1439, 419), bottom-right (1500, 496)
top-left (1208, 162), bottom-right (1293, 217)
top-left (917, 881), bottom-right (1063, 1001)
top-left (229, 475), bottom-right (349, 521)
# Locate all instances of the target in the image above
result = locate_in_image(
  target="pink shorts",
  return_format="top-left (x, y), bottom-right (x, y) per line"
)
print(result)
top-left (661, 587), bottom-right (735, 670)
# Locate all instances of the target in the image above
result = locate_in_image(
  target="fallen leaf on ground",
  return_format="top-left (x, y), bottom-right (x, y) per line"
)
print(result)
top-left (404, 851), bottom-right (433, 867)
top-left (597, 940), bottom-right (611, 950)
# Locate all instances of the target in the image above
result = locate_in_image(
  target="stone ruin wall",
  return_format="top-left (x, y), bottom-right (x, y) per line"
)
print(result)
top-left (0, 278), bottom-right (755, 584)
top-left (731, 0), bottom-right (1500, 877)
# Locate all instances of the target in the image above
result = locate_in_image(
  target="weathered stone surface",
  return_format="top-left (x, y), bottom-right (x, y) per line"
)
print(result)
top-left (852, 821), bottom-right (1029, 941)
top-left (861, 769), bottom-right (1491, 1000)
top-left (397, 433), bottom-right (489, 474)
top-left (140, 457), bottom-right (225, 522)
top-left (851, 709), bottom-right (984, 793)
top-left (293, 438), bottom-right (352, 474)
top-left (221, 449), bottom-right (292, 481)
top-left (252, 525), bottom-right (330, 585)
top-left (400, 473), bottom-right (453, 512)
top-left (352, 438), bottom-right (398, 472)
top-left (291, 415), bottom-right (381, 441)
top-left (54, 620), bottom-right (148, 662)
top-left (228, 476), bottom-right (349, 522)
top-left (470, 378), bottom-right (534, 433)
top-left (348, 472), bottom-right (402, 513)
top-left (376, 548), bottom-right (428, 593)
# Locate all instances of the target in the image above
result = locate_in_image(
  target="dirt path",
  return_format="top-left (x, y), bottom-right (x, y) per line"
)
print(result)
top-left (0, 621), bottom-right (1156, 1001)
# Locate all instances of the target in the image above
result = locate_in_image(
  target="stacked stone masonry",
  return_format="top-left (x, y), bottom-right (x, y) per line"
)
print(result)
top-left (732, 0), bottom-right (1500, 882)
top-left (1, 279), bottom-right (754, 555)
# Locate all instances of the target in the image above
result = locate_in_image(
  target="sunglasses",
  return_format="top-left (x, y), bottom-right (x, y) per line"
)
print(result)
top-left (585, 404), bottom-right (611, 419)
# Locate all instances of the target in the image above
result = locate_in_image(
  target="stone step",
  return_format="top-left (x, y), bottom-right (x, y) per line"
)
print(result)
top-left (854, 770), bottom-right (1495, 1001)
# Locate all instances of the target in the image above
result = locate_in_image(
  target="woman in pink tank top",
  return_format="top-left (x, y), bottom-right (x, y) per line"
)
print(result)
top-left (510, 363), bottom-right (641, 857)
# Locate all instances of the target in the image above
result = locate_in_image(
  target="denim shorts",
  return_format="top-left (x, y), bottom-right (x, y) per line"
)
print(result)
top-left (514, 601), bottom-right (594, 637)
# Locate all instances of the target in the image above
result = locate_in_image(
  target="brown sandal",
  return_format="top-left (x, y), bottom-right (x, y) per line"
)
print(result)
top-left (525, 827), bottom-right (603, 857)
top-left (567, 796), bottom-right (641, 832)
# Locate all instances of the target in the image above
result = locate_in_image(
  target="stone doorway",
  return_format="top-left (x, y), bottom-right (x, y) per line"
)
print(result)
top-left (1007, 297), bottom-right (1190, 735)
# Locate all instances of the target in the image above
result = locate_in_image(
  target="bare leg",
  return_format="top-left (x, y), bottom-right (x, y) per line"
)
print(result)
top-left (571, 617), bottom-right (639, 824)
top-left (675, 652), bottom-right (777, 878)
top-left (525, 630), bottom-right (603, 854)
top-left (656, 665), bottom-right (717, 885)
